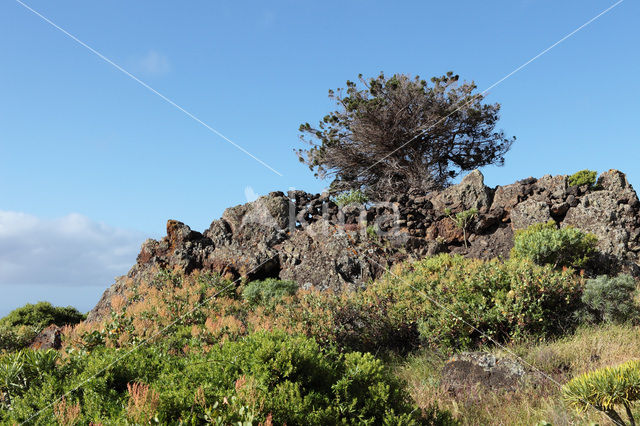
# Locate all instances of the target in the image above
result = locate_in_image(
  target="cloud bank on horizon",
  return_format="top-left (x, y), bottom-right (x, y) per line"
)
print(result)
top-left (0, 211), bottom-right (146, 288)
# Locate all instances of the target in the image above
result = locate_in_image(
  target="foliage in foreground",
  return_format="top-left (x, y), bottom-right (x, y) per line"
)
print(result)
top-left (0, 331), bottom-right (445, 425)
top-left (397, 323), bottom-right (640, 425)
top-left (5, 231), bottom-right (632, 425)
top-left (563, 359), bottom-right (640, 425)
top-left (512, 220), bottom-right (598, 270)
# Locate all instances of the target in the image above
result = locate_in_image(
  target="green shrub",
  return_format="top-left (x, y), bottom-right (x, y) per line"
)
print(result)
top-left (261, 254), bottom-right (584, 352)
top-left (242, 278), bottom-right (299, 306)
top-left (0, 325), bottom-right (38, 351)
top-left (1, 346), bottom-right (172, 423)
top-left (366, 224), bottom-right (379, 241)
top-left (222, 331), bottom-right (425, 424)
top-left (310, 291), bottom-right (420, 354)
top-left (578, 274), bottom-right (639, 324)
top-left (153, 331), bottom-right (431, 424)
top-left (332, 189), bottom-right (368, 207)
top-left (0, 349), bottom-right (60, 410)
top-left (372, 254), bottom-right (583, 349)
top-left (1, 331), bottom-right (440, 424)
top-left (563, 359), bottom-right (640, 425)
top-left (0, 302), bottom-right (85, 330)
top-left (512, 220), bottom-right (598, 270)
top-left (444, 207), bottom-right (478, 248)
top-left (568, 169), bottom-right (597, 188)
top-left (0, 302), bottom-right (85, 351)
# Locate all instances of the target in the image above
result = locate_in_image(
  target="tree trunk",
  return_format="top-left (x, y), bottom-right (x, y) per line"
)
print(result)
top-left (604, 409), bottom-right (627, 426)
top-left (624, 402), bottom-right (636, 426)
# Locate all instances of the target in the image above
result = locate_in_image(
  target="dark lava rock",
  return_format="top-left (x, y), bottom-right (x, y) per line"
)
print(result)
top-left (87, 169), bottom-right (640, 322)
top-left (29, 324), bottom-right (62, 350)
top-left (441, 352), bottom-right (525, 394)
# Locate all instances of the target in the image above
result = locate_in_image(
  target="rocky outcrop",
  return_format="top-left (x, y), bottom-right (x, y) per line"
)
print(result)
top-left (430, 170), bottom-right (494, 213)
top-left (562, 171), bottom-right (640, 275)
top-left (87, 169), bottom-right (640, 322)
top-left (441, 352), bottom-right (526, 394)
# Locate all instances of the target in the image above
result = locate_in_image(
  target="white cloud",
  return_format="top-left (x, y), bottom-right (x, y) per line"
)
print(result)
top-left (134, 50), bottom-right (171, 75)
top-left (0, 211), bottom-right (146, 287)
top-left (244, 186), bottom-right (259, 202)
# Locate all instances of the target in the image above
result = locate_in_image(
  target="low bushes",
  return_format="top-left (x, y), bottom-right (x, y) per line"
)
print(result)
top-left (0, 349), bottom-right (60, 410)
top-left (88, 254), bottom-right (585, 354)
top-left (512, 220), bottom-right (598, 270)
top-left (157, 330), bottom-right (429, 424)
top-left (249, 254), bottom-right (584, 352)
top-left (1, 331), bottom-right (441, 425)
top-left (372, 254), bottom-right (584, 349)
top-left (0, 325), bottom-right (38, 352)
top-left (578, 274), bottom-right (639, 324)
top-left (0, 302), bottom-right (85, 330)
top-left (0, 302), bottom-right (86, 351)
top-left (251, 288), bottom-right (421, 354)
top-left (7, 248), bottom-right (600, 423)
top-left (242, 278), bottom-right (299, 306)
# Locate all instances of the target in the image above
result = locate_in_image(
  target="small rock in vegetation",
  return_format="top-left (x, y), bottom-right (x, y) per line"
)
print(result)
top-left (441, 352), bottom-right (525, 394)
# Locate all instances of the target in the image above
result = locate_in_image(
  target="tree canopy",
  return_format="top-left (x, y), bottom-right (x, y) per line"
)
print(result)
top-left (297, 72), bottom-right (515, 198)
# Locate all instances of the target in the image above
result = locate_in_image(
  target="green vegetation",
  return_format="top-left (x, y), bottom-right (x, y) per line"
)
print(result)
top-left (568, 169), bottom-right (597, 188)
top-left (0, 301), bottom-right (85, 330)
top-left (444, 207), bottom-right (478, 248)
top-left (0, 302), bottom-right (85, 351)
top-left (397, 323), bottom-right (640, 425)
top-left (366, 224), bottom-right (379, 241)
top-left (0, 349), bottom-right (60, 408)
top-left (0, 325), bottom-right (38, 352)
top-left (332, 188), bottom-right (368, 207)
top-left (578, 274), bottom-right (639, 324)
top-left (512, 220), bottom-right (598, 269)
top-left (3, 221), bottom-right (640, 424)
top-left (0, 332), bottom-right (440, 424)
top-left (377, 254), bottom-right (583, 349)
top-left (242, 278), bottom-right (299, 306)
top-left (563, 360), bottom-right (640, 425)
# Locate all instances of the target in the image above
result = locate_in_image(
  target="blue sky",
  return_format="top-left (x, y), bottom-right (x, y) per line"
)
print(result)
top-left (0, 0), bottom-right (638, 315)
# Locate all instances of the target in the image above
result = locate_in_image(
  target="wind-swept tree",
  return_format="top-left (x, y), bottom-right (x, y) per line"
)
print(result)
top-left (297, 72), bottom-right (515, 198)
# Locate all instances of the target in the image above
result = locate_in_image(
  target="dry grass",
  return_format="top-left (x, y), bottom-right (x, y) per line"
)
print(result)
top-left (396, 323), bottom-right (640, 425)
top-left (520, 323), bottom-right (640, 377)
top-left (126, 382), bottom-right (160, 424)
top-left (53, 397), bottom-right (81, 426)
